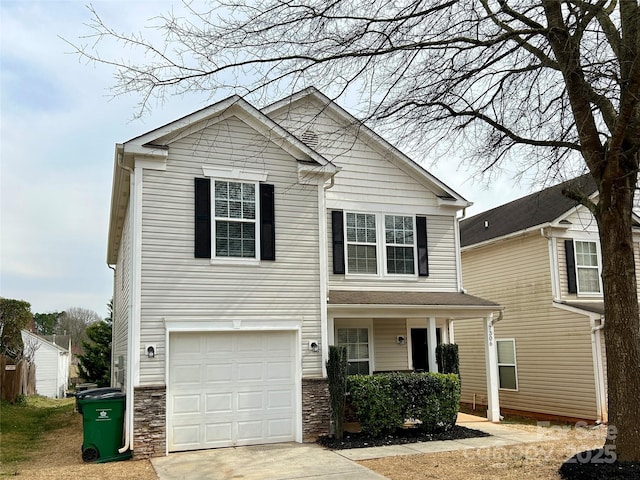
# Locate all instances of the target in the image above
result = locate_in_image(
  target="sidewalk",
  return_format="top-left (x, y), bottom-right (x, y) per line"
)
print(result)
top-left (334, 413), bottom-right (544, 461)
top-left (151, 413), bottom-right (545, 479)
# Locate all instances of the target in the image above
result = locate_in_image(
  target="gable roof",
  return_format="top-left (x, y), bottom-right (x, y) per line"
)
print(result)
top-left (460, 175), bottom-right (598, 248)
top-left (21, 330), bottom-right (69, 354)
top-left (262, 87), bottom-right (470, 207)
top-left (107, 93), bottom-right (338, 264)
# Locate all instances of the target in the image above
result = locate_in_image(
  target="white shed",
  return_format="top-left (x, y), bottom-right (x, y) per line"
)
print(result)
top-left (21, 330), bottom-right (70, 398)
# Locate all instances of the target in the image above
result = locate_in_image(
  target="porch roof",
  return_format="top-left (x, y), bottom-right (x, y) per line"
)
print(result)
top-left (558, 301), bottom-right (605, 315)
top-left (328, 290), bottom-right (500, 309)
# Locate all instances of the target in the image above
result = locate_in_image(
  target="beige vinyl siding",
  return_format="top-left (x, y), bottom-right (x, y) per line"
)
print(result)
top-left (460, 233), bottom-right (599, 420)
top-left (112, 201), bottom-right (131, 388)
top-left (269, 98), bottom-right (441, 209)
top-left (372, 319), bottom-right (409, 371)
top-left (455, 319), bottom-right (488, 405)
top-left (270, 97), bottom-right (459, 292)
top-left (138, 116), bottom-right (322, 384)
top-left (563, 207), bottom-right (599, 233)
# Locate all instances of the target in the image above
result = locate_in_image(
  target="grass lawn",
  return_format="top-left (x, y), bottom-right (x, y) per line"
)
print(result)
top-left (0, 396), bottom-right (75, 473)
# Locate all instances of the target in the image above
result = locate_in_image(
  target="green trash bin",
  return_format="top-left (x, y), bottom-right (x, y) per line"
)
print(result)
top-left (78, 391), bottom-right (131, 463)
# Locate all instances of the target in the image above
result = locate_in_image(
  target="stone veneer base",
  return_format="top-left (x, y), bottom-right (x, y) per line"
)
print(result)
top-left (131, 378), bottom-right (329, 458)
top-left (133, 385), bottom-right (166, 459)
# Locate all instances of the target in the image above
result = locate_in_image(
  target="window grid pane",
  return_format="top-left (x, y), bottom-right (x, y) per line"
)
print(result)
top-left (575, 241), bottom-right (600, 293)
top-left (496, 340), bottom-right (517, 390)
top-left (386, 246), bottom-right (415, 274)
top-left (385, 215), bottom-right (415, 275)
top-left (337, 327), bottom-right (370, 375)
top-left (214, 181), bottom-right (256, 258)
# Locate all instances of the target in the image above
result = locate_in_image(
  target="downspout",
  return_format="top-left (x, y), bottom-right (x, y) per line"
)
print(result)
top-left (319, 172), bottom-right (336, 377)
top-left (116, 148), bottom-right (134, 455)
top-left (455, 208), bottom-right (467, 293)
top-left (591, 317), bottom-right (607, 423)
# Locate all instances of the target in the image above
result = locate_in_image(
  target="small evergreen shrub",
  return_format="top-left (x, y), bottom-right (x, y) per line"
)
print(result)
top-left (347, 374), bottom-right (404, 437)
top-left (326, 346), bottom-right (348, 440)
top-left (346, 372), bottom-right (461, 438)
top-left (436, 343), bottom-right (459, 375)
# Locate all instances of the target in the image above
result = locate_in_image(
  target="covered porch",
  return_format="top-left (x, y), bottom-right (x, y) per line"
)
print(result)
top-left (327, 290), bottom-right (504, 422)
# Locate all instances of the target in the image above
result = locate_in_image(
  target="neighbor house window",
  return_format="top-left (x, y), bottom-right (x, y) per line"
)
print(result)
top-left (346, 213), bottom-right (377, 274)
top-left (497, 339), bottom-right (518, 390)
top-left (337, 327), bottom-right (370, 375)
top-left (214, 180), bottom-right (256, 258)
top-left (385, 215), bottom-right (415, 274)
top-left (575, 241), bottom-right (601, 294)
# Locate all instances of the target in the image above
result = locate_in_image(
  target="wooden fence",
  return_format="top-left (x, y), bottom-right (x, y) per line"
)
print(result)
top-left (0, 355), bottom-right (36, 402)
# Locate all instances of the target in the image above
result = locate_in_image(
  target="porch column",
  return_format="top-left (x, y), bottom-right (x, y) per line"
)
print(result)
top-left (448, 319), bottom-right (455, 343)
top-left (484, 313), bottom-right (501, 422)
top-left (428, 317), bottom-right (438, 373)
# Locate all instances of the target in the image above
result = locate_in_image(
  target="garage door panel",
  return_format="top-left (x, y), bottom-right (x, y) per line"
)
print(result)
top-left (268, 390), bottom-right (294, 409)
top-left (173, 394), bottom-right (201, 415)
top-left (267, 362), bottom-right (294, 380)
top-left (169, 331), bottom-right (297, 452)
top-left (205, 364), bottom-right (233, 383)
top-left (267, 418), bottom-right (295, 437)
top-left (204, 422), bottom-right (233, 444)
top-left (172, 364), bottom-right (202, 385)
top-left (172, 425), bottom-right (201, 447)
top-left (237, 391), bottom-right (264, 411)
top-left (205, 335), bottom-right (234, 353)
top-left (236, 335), bottom-right (263, 353)
top-left (237, 362), bottom-right (265, 381)
top-left (205, 393), bottom-right (233, 413)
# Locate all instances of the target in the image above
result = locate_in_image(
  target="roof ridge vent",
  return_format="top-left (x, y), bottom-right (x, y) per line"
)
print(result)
top-left (300, 129), bottom-right (319, 149)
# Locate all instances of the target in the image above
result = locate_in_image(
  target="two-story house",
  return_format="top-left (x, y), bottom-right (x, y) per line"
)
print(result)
top-left (107, 87), bottom-right (502, 458)
top-left (457, 175), bottom-right (640, 423)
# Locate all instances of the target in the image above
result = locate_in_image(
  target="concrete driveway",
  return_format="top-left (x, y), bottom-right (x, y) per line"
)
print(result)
top-left (151, 442), bottom-right (387, 480)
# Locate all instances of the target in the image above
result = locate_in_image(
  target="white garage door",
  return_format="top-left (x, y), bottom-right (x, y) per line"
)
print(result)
top-left (168, 331), bottom-right (297, 452)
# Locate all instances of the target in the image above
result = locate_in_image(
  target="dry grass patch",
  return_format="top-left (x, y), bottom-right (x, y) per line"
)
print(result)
top-left (358, 423), bottom-right (607, 480)
top-left (0, 397), bottom-right (156, 479)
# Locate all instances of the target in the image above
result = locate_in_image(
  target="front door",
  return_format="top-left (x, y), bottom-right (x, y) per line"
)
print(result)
top-left (410, 328), bottom-right (441, 372)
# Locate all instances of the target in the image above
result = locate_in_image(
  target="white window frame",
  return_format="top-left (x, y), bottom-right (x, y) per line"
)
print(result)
top-left (496, 338), bottom-right (518, 391)
top-left (383, 214), bottom-right (418, 276)
top-left (211, 179), bottom-right (261, 264)
top-left (345, 212), bottom-right (378, 275)
top-left (574, 240), bottom-right (602, 296)
top-left (335, 321), bottom-right (373, 375)
top-left (343, 211), bottom-right (418, 278)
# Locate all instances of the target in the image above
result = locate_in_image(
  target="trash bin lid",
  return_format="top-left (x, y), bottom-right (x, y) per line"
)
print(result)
top-left (76, 387), bottom-right (122, 400)
top-left (79, 390), bottom-right (125, 401)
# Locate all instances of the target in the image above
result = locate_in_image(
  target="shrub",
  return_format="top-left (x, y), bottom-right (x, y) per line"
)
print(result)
top-left (347, 374), bottom-right (404, 437)
top-left (346, 372), bottom-right (461, 437)
top-left (326, 346), bottom-right (348, 440)
top-left (436, 343), bottom-right (459, 375)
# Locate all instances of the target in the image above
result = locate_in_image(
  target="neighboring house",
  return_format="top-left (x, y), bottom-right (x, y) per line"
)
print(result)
top-left (457, 175), bottom-right (640, 423)
top-left (21, 330), bottom-right (70, 398)
top-left (108, 87), bottom-right (502, 458)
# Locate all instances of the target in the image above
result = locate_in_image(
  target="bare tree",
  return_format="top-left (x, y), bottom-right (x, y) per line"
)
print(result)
top-left (57, 307), bottom-right (100, 352)
top-left (69, 0), bottom-right (640, 461)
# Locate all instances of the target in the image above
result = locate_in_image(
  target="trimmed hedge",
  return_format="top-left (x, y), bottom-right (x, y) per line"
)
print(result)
top-left (346, 372), bottom-right (461, 437)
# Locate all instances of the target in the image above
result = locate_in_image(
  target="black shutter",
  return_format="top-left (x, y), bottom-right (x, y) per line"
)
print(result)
top-left (565, 239), bottom-right (577, 294)
top-left (416, 216), bottom-right (429, 277)
top-left (194, 178), bottom-right (211, 258)
top-left (260, 183), bottom-right (276, 261)
top-left (332, 210), bottom-right (345, 274)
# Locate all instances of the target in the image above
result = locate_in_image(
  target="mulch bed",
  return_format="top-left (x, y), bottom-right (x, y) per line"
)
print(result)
top-left (317, 425), bottom-right (489, 450)
top-left (558, 449), bottom-right (640, 480)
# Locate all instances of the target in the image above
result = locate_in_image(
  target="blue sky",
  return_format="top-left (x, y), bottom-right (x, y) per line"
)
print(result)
top-left (0, 1), bottom-right (528, 318)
